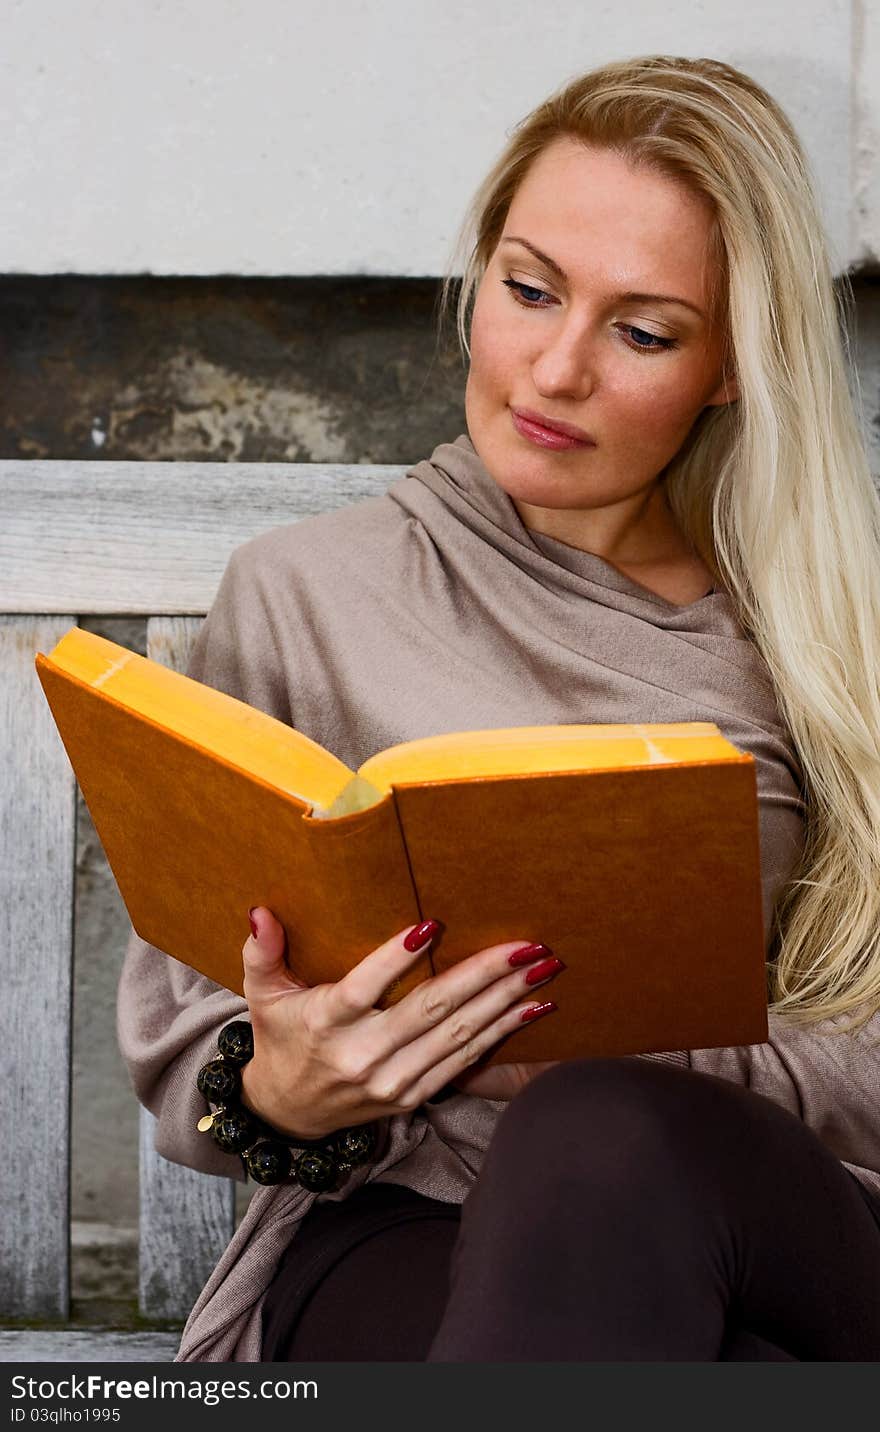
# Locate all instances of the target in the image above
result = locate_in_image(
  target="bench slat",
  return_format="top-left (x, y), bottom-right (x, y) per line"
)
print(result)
top-left (0, 617), bottom-right (77, 1319)
top-left (139, 1109), bottom-right (235, 1323)
top-left (137, 617), bottom-right (236, 1322)
top-left (0, 460), bottom-right (405, 613)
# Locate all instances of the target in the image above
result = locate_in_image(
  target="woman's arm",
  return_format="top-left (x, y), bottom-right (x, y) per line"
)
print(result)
top-left (117, 932), bottom-right (249, 1178)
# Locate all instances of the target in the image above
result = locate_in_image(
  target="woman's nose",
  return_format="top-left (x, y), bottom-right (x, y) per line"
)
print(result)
top-left (531, 326), bottom-right (597, 400)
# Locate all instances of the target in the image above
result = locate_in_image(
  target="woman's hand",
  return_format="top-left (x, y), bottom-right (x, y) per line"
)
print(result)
top-left (239, 907), bottom-right (564, 1139)
top-left (449, 1060), bottom-right (560, 1101)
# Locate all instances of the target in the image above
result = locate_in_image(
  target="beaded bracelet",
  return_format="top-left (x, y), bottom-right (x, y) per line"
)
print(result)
top-left (196, 1020), bottom-right (379, 1189)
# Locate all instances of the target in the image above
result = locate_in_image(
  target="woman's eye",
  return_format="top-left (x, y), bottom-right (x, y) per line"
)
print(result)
top-left (501, 277), bottom-right (554, 306)
top-left (621, 324), bottom-right (677, 354)
top-left (502, 278), bottom-right (678, 355)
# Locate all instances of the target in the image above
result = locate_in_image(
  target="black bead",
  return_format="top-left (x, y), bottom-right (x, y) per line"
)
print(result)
top-left (197, 1057), bottom-right (241, 1105)
top-left (211, 1106), bottom-right (259, 1155)
top-left (244, 1138), bottom-right (292, 1185)
top-left (293, 1148), bottom-right (339, 1192)
top-left (330, 1124), bottom-right (378, 1169)
top-left (218, 1021), bottom-right (254, 1066)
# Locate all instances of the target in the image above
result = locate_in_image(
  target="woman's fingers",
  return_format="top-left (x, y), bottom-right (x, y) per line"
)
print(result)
top-left (374, 956), bottom-right (563, 1102)
top-left (395, 995), bottom-right (559, 1109)
top-left (242, 906), bottom-right (309, 1005)
top-left (237, 906), bottom-right (562, 1132)
top-left (326, 918), bottom-right (446, 1019)
top-left (327, 919), bottom-right (561, 1064)
top-left (380, 938), bottom-right (559, 1051)
top-left (451, 1058), bottom-right (560, 1101)
top-left (246, 910), bottom-right (554, 1040)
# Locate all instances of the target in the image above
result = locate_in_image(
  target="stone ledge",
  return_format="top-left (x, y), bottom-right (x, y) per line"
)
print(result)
top-left (0, 1328), bottom-right (180, 1362)
top-left (72, 1221), bottom-right (138, 1303)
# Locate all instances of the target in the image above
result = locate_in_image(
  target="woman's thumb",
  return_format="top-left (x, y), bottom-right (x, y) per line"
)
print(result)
top-left (242, 906), bottom-right (303, 1001)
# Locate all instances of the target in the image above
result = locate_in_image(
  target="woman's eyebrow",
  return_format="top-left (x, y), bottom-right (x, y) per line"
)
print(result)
top-left (500, 235), bottom-right (706, 319)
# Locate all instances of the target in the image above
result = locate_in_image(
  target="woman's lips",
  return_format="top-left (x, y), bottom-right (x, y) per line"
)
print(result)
top-left (510, 409), bottom-right (595, 451)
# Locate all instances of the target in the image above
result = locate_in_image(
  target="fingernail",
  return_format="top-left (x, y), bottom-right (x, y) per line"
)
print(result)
top-left (520, 1000), bottom-right (558, 1023)
top-left (524, 956), bottom-right (566, 985)
top-left (404, 918), bottom-right (443, 952)
top-left (508, 942), bottom-right (554, 967)
top-left (248, 908), bottom-right (258, 938)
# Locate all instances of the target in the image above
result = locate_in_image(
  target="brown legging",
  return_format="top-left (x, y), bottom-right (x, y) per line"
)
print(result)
top-left (260, 1059), bottom-right (880, 1361)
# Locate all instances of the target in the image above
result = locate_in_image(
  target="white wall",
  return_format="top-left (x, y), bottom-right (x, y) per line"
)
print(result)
top-left (0, 0), bottom-right (875, 276)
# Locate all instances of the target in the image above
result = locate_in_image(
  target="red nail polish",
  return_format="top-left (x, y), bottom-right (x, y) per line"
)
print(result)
top-left (507, 942), bottom-right (554, 967)
top-left (404, 918), bottom-right (443, 952)
top-left (524, 956), bottom-right (565, 985)
top-left (248, 908), bottom-right (258, 938)
top-left (520, 1000), bottom-right (558, 1023)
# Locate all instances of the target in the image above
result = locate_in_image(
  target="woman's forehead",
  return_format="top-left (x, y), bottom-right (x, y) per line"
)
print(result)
top-left (502, 143), bottom-right (719, 316)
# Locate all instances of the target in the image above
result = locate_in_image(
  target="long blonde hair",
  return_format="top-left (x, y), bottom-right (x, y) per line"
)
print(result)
top-left (437, 55), bottom-right (880, 1034)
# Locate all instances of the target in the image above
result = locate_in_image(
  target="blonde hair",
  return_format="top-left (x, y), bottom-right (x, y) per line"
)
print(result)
top-left (437, 55), bottom-right (880, 1034)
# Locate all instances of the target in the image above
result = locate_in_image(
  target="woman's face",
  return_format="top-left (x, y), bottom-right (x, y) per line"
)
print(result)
top-left (465, 136), bottom-right (738, 558)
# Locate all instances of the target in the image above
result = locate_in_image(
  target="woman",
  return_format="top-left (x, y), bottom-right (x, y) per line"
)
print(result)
top-left (118, 55), bottom-right (880, 1361)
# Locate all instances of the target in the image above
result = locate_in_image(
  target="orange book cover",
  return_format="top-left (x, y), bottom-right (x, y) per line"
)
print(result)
top-left (35, 626), bottom-right (769, 1064)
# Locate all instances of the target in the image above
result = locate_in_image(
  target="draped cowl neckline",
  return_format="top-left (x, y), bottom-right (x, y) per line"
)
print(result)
top-left (389, 430), bottom-right (786, 723)
top-left (402, 430), bottom-right (720, 618)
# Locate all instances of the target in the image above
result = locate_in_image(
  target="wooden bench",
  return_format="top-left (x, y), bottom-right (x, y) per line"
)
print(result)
top-left (0, 456), bottom-right (406, 1361)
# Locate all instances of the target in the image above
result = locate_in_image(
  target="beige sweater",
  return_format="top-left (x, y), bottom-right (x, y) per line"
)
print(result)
top-left (117, 432), bottom-right (880, 1361)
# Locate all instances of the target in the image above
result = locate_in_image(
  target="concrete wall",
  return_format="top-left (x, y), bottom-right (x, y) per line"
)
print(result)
top-left (2, 0), bottom-right (879, 276)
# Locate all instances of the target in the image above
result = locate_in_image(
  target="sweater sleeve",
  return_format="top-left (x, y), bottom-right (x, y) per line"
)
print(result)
top-left (116, 541), bottom-right (294, 1178)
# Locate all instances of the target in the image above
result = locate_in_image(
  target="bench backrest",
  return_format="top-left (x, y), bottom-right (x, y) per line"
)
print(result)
top-left (1, 457), bottom-right (407, 1323)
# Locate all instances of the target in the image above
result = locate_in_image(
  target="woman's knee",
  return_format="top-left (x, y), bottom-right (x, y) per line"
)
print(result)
top-left (454, 1058), bottom-right (731, 1250)
top-left (485, 1056), bottom-right (777, 1196)
top-left (501, 1055), bottom-right (707, 1138)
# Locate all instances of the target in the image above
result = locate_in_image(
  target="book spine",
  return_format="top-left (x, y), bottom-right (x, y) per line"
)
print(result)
top-left (299, 794), bottom-right (432, 1004)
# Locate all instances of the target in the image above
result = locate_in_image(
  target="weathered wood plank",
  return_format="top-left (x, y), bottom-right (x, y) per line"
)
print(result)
top-left (139, 1111), bottom-right (236, 1323)
top-left (0, 618), bottom-right (77, 1319)
top-left (0, 1330), bottom-right (180, 1362)
top-left (138, 617), bottom-right (236, 1322)
top-left (0, 460), bottom-right (406, 613)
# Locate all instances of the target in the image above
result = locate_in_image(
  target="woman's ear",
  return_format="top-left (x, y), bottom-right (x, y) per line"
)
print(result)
top-left (704, 372), bottom-right (739, 407)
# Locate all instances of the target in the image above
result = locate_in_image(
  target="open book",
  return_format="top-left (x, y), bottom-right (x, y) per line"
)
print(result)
top-left (35, 626), bottom-right (769, 1063)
